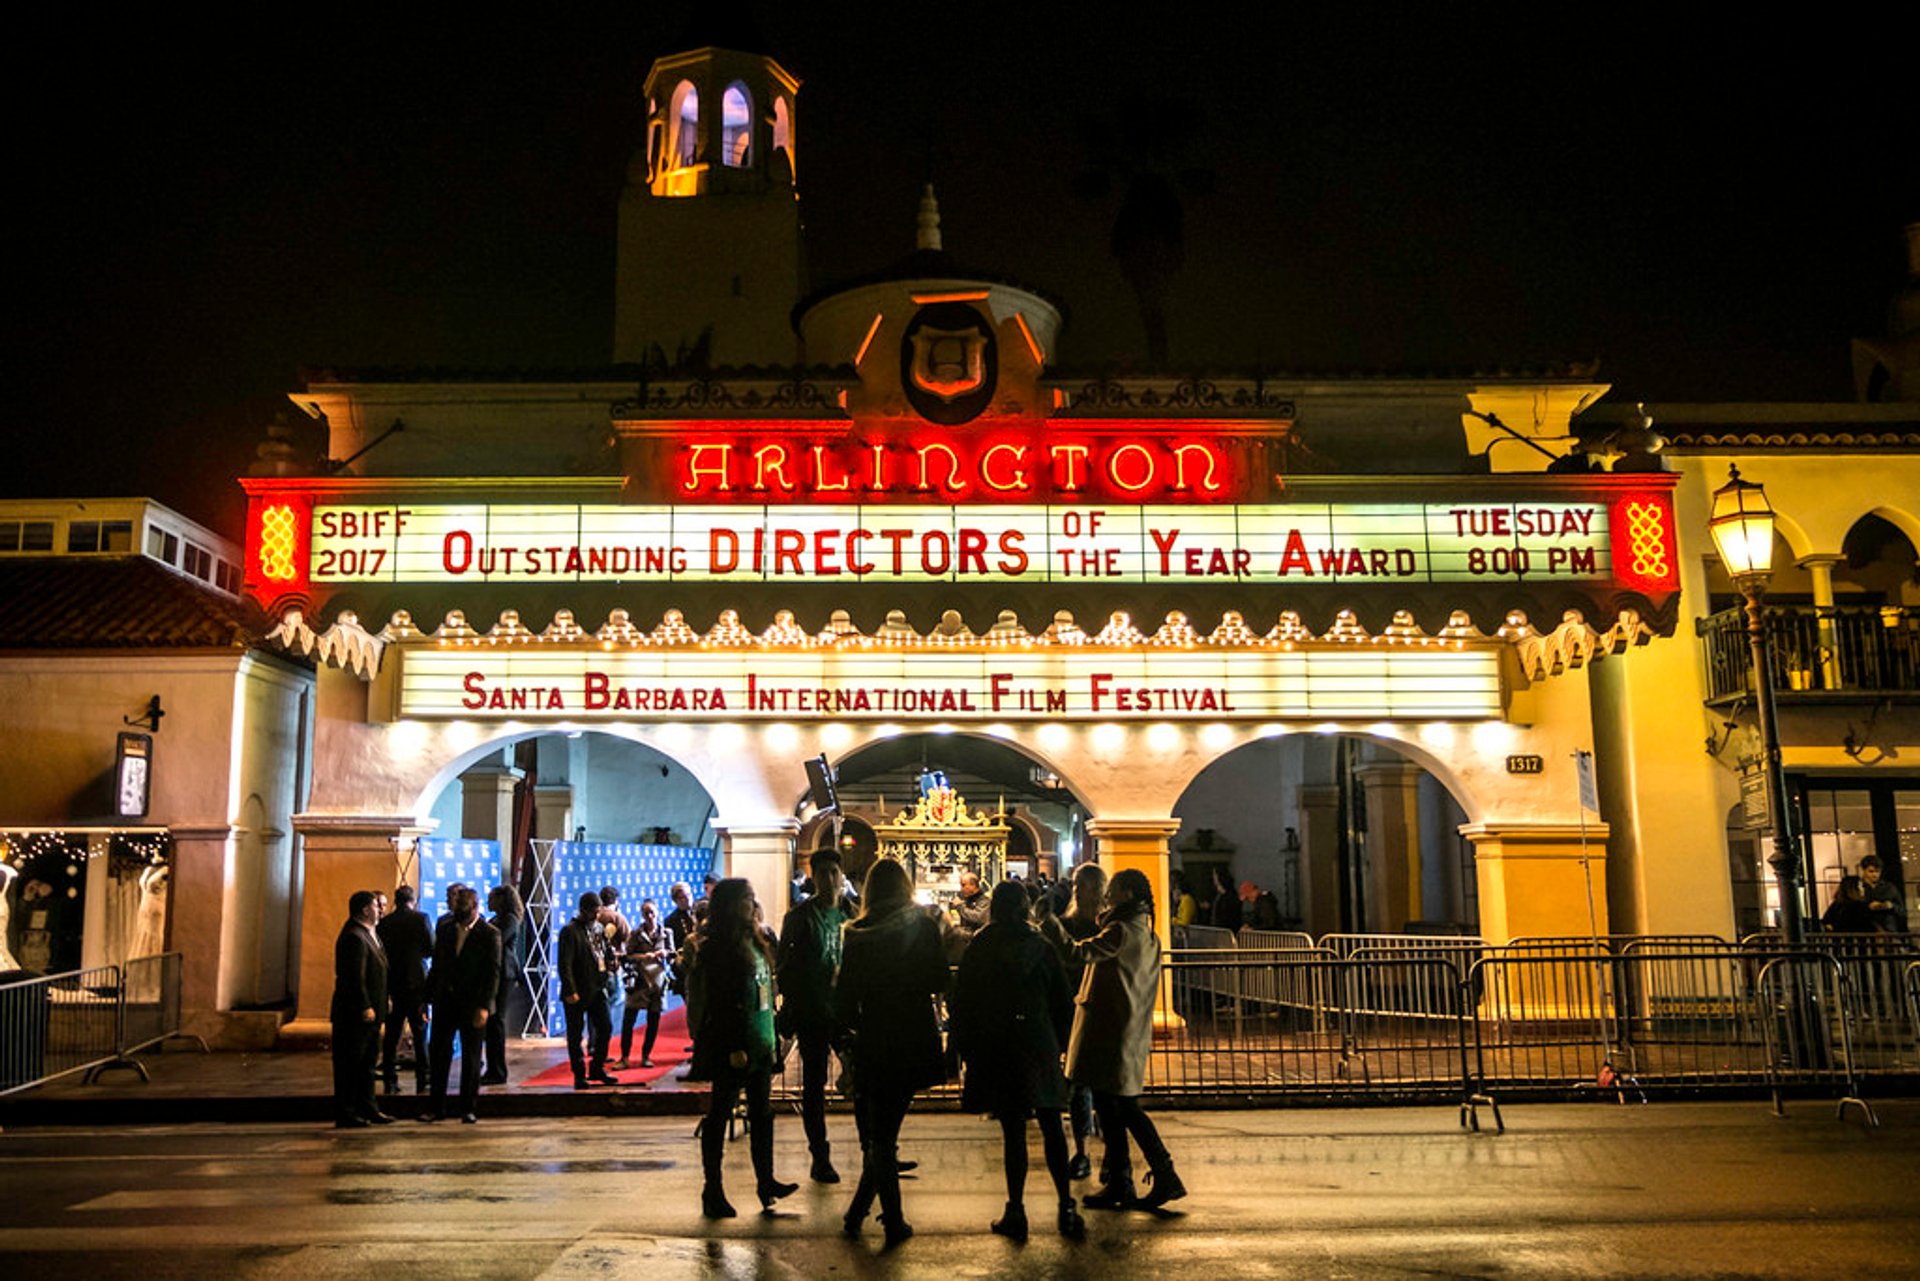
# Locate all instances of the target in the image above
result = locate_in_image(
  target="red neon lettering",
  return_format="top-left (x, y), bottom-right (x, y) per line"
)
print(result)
top-left (914, 442), bottom-right (967, 495)
top-left (1108, 442), bottom-right (1155, 493)
top-left (811, 443), bottom-right (852, 492)
top-left (980, 442), bottom-right (1030, 492)
top-left (1173, 442), bottom-right (1223, 493)
top-left (753, 444), bottom-right (795, 493)
top-left (867, 443), bottom-right (889, 492)
top-left (1050, 443), bottom-right (1091, 491)
top-left (684, 443), bottom-right (732, 493)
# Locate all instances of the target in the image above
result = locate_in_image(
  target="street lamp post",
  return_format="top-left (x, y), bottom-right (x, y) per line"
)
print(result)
top-left (1707, 465), bottom-right (1806, 945)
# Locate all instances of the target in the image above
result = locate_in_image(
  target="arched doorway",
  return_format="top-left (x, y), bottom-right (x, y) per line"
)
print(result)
top-left (800, 732), bottom-right (1090, 900)
top-left (417, 730), bottom-right (720, 1036)
top-left (1171, 734), bottom-right (1476, 937)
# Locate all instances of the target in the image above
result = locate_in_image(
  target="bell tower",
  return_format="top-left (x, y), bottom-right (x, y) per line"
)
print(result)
top-left (613, 41), bottom-right (802, 370)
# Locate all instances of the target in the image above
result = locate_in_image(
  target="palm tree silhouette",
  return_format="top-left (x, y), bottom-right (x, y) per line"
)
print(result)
top-left (1073, 91), bottom-right (1215, 369)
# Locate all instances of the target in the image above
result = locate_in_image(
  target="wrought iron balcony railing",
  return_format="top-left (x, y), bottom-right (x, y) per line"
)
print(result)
top-left (1698, 605), bottom-right (1920, 703)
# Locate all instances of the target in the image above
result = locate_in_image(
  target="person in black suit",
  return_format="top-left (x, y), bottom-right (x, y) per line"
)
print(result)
top-left (377, 883), bottom-right (435, 1094)
top-left (559, 891), bottom-right (617, 1089)
top-left (331, 890), bottom-right (391, 1128)
top-left (480, 884), bottom-right (524, 1085)
top-left (422, 884), bottom-right (502, 1123)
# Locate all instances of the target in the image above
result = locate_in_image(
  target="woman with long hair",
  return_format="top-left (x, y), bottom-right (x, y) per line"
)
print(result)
top-left (1042, 862), bottom-right (1106, 1180)
top-left (1067, 867), bottom-right (1186, 1211)
top-left (835, 857), bottom-right (949, 1246)
top-left (953, 879), bottom-right (1084, 1241)
top-left (686, 877), bottom-right (797, 1218)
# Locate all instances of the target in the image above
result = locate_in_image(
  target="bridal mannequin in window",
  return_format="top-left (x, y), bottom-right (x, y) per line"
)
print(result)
top-left (0, 864), bottom-right (19, 972)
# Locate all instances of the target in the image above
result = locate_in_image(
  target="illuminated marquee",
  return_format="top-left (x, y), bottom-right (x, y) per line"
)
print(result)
top-left (394, 646), bottom-right (1504, 722)
top-left (672, 432), bottom-right (1233, 502)
top-left (298, 496), bottom-right (1678, 590)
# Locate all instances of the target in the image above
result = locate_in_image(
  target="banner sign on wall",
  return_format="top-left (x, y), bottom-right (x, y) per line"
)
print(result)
top-left (394, 645), bottom-right (1504, 722)
top-left (304, 497), bottom-right (1678, 592)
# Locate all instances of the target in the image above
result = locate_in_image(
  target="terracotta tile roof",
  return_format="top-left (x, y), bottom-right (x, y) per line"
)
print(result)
top-left (0, 557), bottom-right (270, 650)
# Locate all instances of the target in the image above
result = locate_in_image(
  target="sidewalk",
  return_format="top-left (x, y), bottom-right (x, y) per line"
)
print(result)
top-left (1, 1038), bottom-right (719, 1125)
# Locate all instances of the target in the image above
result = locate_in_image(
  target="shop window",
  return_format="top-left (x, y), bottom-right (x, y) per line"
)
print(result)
top-left (669, 80), bottom-right (699, 168)
top-left (721, 82), bottom-right (752, 167)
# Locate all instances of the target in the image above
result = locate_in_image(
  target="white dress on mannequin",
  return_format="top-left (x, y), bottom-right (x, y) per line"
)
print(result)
top-left (0, 864), bottom-right (20, 972)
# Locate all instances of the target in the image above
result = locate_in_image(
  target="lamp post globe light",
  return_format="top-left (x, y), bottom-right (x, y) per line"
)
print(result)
top-left (1708, 465), bottom-right (1806, 944)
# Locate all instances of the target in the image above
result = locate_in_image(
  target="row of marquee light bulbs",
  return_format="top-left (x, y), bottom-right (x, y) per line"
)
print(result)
top-left (318, 604), bottom-right (1574, 650)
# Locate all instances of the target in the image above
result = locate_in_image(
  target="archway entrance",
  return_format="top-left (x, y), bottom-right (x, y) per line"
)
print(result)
top-left (1171, 734), bottom-right (1475, 938)
top-left (799, 732), bottom-right (1088, 902)
top-left (417, 731), bottom-right (719, 1036)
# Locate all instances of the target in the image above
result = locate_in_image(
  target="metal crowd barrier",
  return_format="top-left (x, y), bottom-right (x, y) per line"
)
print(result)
top-left (0, 953), bottom-right (194, 1097)
top-left (1151, 954), bottom-right (1470, 1100)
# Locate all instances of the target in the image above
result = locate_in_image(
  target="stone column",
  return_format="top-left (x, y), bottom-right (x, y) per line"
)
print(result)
top-left (1356, 760), bottom-right (1425, 931)
top-left (1800, 555), bottom-right (1844, 691)
top-left (1087, 818), bottom-right (1183, 946)
top-left (1088, 818), bottom-right (1184, 1034)
top-left (461, 763), bottom-right (523, 843)
top-left (169, 823), bottom-right (238, 1013)
top-left (532, 785), bottom-right (575, 841)
top-left (284, 814), bottom-right (429, 1041)
top-left (1459, 822), bottom-right (1610, 945)
top-left (1295, 786), bottom-right (1342, 937)
top-left (715, 819), bottom-right (801, 929)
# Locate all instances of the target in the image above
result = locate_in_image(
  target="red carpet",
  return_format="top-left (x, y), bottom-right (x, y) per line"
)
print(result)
top-left (522, 1004), bottom-right (694, 1089)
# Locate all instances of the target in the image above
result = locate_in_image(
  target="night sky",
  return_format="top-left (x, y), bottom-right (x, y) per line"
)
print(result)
top-left (10, 9), bottom-right (1913, 534)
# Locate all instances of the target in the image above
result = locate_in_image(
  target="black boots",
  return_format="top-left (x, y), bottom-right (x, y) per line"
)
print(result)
top-left (1136, 1160), bottom-right (1187, 1210)
top-left (990, 1202), bottom-right (1029, 1242)
top-left (1082, 1174), bottom-right (1137, 1210)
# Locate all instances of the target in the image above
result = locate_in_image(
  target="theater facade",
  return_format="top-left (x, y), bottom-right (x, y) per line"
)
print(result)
top-left (216, 41), bottom-right (1916, 1039)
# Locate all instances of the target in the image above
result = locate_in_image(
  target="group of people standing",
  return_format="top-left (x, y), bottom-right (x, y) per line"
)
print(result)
top-left (330, 880), bottom-right (523, 1127)
top-left (557, 884), bottom-right (679, 1086)
top-left (684, 850), bottom-right (1184, 1246)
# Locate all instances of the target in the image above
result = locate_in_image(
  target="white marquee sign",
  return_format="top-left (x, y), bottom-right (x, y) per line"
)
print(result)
top-left (313, 501), bottom-right (1622, 586)
top-left (395, 646), bottom-right (1503, 722)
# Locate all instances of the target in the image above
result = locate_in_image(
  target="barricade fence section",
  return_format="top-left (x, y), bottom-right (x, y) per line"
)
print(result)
top-left (0, 953), bottom-right (190, 1096)
top-left (119, 953), bottom-right (185, 1057)
top-left (0, 965), bottom-right (125, 1096)
top-left (1151, 954), bottom-right (1469, 1100)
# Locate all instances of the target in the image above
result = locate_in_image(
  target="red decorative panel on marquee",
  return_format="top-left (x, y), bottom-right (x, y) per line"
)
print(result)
top-left (1606, 489), bottom-right (1680, 594)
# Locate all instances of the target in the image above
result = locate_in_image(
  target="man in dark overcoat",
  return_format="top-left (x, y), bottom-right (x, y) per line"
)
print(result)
top-left (331, 889), bottom-right (390, 1128)
top-left (423, 884), bottom-right (502, 1123)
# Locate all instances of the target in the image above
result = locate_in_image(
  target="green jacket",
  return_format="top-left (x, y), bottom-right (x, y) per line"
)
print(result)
top-left (686, 936), bottom-right (777, 1080)
top-left (776, 896), bottom-right (847, 1033)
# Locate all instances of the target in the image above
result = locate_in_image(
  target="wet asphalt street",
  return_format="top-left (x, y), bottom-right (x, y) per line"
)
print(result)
top-left (1, 1100), bottom-right (1917, 1279)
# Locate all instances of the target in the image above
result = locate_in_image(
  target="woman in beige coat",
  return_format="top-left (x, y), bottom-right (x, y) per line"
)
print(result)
top-left (1064, 868), bottom-right (1186, 1211)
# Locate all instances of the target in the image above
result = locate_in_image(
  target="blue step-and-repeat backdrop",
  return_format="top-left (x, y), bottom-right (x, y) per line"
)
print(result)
top-left (414, 838), bottom-right (713, 1035)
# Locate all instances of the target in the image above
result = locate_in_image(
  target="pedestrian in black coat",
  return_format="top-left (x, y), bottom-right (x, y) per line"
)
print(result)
top-left (481, 884), bottom-right (524, 1084)
top-left (423, 885), bottom-right (501, 1123)
top-left (952, 881), bottom-right (1084, 1241)
top-left (834, 857), bottom-right (949, 1246)
top-left (558, 891), bottom-right (616, 1089)
top-left (331, 890), bottom-right (390, 1128)
top-left (376, 884), bottom-right (434, 1094)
